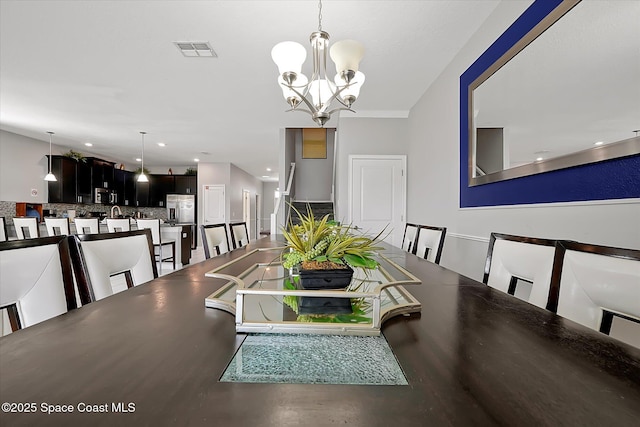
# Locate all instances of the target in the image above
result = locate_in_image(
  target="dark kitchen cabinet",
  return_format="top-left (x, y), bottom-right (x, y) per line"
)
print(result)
top-left (47, 156), bottom-right (77, 204)
top-left (115, 169), bottom-right (136, 207)
top-left (149, 175), bottom-right (175, 207)
top-left (174, 175), bottom-right (197, 194)
top-left (90, 158), bottom-right (115, 189)
top-left (135, 181), bottom-right (150, 207)
top-left (76, 161), bottom-right (92, 203)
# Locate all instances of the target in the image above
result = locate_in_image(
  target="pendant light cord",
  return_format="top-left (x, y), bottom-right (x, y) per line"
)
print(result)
top-left (317, 0), bottom-right (322, 32)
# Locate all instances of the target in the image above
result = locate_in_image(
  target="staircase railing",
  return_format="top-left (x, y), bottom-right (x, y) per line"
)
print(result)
top-left (270, 162), bottom-right (296, 234)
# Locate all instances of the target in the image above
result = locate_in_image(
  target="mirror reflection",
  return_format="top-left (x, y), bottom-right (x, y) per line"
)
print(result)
top-left (470, 0), bottom-right (640, 184)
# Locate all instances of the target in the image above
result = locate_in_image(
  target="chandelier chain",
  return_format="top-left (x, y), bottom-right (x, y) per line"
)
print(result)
top-left (317, 0), bottom-right (322, 32)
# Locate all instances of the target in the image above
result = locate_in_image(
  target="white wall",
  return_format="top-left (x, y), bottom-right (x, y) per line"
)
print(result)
top-left (405, 1), bottom-right (640, 281)
top-left (0, 130), bottom-right (53, 203)
top-left (229, 164), bottom-right (262, 239)
top-left (294, 128), bottom-right (335, 202)
top-left (262, 181), bottom-right (278, 233)
top-left (334, 117), bottom-right (409, 223)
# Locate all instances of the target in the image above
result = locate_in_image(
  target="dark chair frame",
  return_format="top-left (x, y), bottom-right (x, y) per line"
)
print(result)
top-left (201, 223), bottom-right (230, 259)
top-left (401, 223), bottom-right (420, 255)
top-left (483, 232), bottom-right (558, 301)
top-left (0, 235), bottom-right (78, 331)
top-left (70, 229), bottom-right (158, 305)
top-left (415, 225), bottom-right (447, 264)
top-left (548, 240), bottom-right (640, 328)
top-left (229, 222), bottom-right (249, 250)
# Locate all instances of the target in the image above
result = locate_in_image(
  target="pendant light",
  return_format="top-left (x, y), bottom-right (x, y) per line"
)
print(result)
top-left (44, 131), bottom-right (57, 182)
top-left (137, 131), bottom-right (149, 182)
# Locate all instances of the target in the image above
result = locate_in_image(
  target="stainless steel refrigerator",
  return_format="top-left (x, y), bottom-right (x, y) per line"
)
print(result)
top-left (166, 194), bottom-right (196, 248)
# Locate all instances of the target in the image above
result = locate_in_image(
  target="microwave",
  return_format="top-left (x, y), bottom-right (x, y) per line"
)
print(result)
top-left (95, 188), bottom-right (117, 204)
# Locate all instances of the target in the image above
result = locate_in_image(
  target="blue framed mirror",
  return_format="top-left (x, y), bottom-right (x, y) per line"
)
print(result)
top-left (459, 0), bottom-right (640, 208)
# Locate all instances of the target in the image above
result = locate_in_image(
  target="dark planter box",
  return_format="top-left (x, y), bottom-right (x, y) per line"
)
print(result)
top-left (299, 266), bottom-right (353, 315)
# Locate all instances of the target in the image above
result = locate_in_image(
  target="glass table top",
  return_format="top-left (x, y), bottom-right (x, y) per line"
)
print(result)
top-left (205, 248), bottom-right (422, 336)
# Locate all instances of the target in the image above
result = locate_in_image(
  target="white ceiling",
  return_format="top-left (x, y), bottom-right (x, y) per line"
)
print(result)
top-left (0, 0), bottom-right (502, 180)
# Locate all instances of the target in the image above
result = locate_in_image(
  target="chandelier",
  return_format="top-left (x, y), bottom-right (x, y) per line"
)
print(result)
top-left (271, 0), bottom-right (365, 127)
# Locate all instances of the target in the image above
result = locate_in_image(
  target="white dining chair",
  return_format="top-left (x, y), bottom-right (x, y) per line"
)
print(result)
top-left (0, 217), bottom-right (8, 242)
top-left (401, 223), bottom-right (419, 254)
top-left (201, 223), bottom-right (230, 259)
top-left (135, 219), bottom-right (176, 274)
top-left (70, 230), bottom-right (157, 302)
top-left (551, 241), bottom-right (640, 347)
top-left (106, 218), bottom-right (131, 233)
top-left (414, 225), bottom-right (447, 264)
top-left (0, 236), bottom-right (78, 331)
top-left (13, 217), bottom-right (40, 239)
top-left (74, 218), bottom-right (100, 234)
top-left (483, 233), bottom-right (557, 309)
top-left (45, 217), bottom-right (71, 236)
top-left (230, 222), bottom-right (249, 249)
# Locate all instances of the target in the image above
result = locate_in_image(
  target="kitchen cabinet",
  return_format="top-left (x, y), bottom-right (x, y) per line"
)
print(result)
top-left (90, 158), bottom-right (115, 189)
top-left (76, 161), bottom-right (92, 203)
top-left (135, 181), bottom-right (150, 207)
top-left (47, 156), bottom-right (79, 204)
top-left (149, 175), bottom-right (175, 207)
top-left (114, 169), bottom-right (136, 207)
top-left (174, 175), bottom-right (197, 194)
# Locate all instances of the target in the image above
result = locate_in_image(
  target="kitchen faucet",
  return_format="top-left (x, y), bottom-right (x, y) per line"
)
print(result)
top-left (110, 205), bottom-right (122, 218)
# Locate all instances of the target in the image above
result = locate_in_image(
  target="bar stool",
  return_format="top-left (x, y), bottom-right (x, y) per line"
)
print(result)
top-left (45, 217), bottom-right (71, 236)
top-left (13, 217), bottom-right (40, 239)
top-left (0, 217), bottom-right (8, 242)
top-left (135, 219), bottom-right (176, 274)
top-left (74, 218), bottom-right (100, 234)
top-left (106, 218), bottom-right (131, 233)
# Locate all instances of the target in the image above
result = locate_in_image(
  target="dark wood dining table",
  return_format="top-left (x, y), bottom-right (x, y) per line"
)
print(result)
top-left (1, 236), bottom-right (639, 426)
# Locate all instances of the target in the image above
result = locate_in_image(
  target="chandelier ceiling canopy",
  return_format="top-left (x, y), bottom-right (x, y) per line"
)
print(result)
top-left (271, 0), bottom-right (365, 127)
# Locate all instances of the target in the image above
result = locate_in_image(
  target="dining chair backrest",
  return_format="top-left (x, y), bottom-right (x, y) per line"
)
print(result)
top-left (70, 230), bottom-right (157, 303)
top-left (551, 241), bottom-right (640, 338)
top-left (201, 223), bottom-right (230, 258)
top-left (0, 217), bottom-right (7, 242)
top-left (230, 222), bottom-right (249, 249)
top-left (106, 218), bottom-right (131, 233)
top-left (73, 218), bottom-right (100, 234)
top-left (401, 223), bottom-right (419, 254)
top-left (13, 217), bottom-right (40, 239)
top-left (45, 217), bottom-right (71, 236)
top-left (414, 225), bottom-right (447, 264)
top-left (135, 219), bottom-right (163, 244)
top-left (483, 233), bottom-right (557, 309)
top-left (0, 236), bottom-right (78, 331)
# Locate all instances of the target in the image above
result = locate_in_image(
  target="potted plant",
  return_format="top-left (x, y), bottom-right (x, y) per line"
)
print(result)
top-left (281, 205), bottom-right (384, 314)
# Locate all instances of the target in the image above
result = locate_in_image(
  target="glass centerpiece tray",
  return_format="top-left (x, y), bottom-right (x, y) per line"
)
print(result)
top-left (204, 248), bottom-right (421, 336)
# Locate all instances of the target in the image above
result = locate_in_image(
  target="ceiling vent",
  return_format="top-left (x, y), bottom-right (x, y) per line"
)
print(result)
top-left (174, 41), bottom-right (217, 58)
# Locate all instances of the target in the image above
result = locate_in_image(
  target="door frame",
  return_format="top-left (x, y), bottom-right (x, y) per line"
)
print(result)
top-left (348, 154), bottom-right (407, 241)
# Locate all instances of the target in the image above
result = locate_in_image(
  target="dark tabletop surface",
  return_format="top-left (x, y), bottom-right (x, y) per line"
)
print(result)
top-left (1, 236), bottom-right (639, 426)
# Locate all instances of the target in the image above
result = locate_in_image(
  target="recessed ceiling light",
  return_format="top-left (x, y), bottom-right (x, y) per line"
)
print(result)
top-left (262, 175), bottom-right (269, 178)
top-left (535, 157), bottom-right (544, 161)
top-left (157, 142), bottom-right (166, 147)
top-left (594, 141), bottom-right (604, 146)
top-left (194, 158), bottom-right (200, 162)
top-left (84, 142), bottom-right (93, 147)
top-left (266, 168), bottom-right (272, 172)
top-left (136, 158), bottom-right (142, 162)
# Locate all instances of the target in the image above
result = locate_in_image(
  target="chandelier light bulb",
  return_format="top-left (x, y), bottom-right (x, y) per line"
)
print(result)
top-left (330, 39), bottom-right (365, 82)
top-left (271, 41), bottom-right (307, 84)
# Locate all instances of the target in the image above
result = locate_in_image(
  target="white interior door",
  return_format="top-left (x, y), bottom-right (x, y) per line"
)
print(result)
top-left (349, 155), bottom-right (406, 247)
top-left (203, 184), bottom-right (225, 224)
